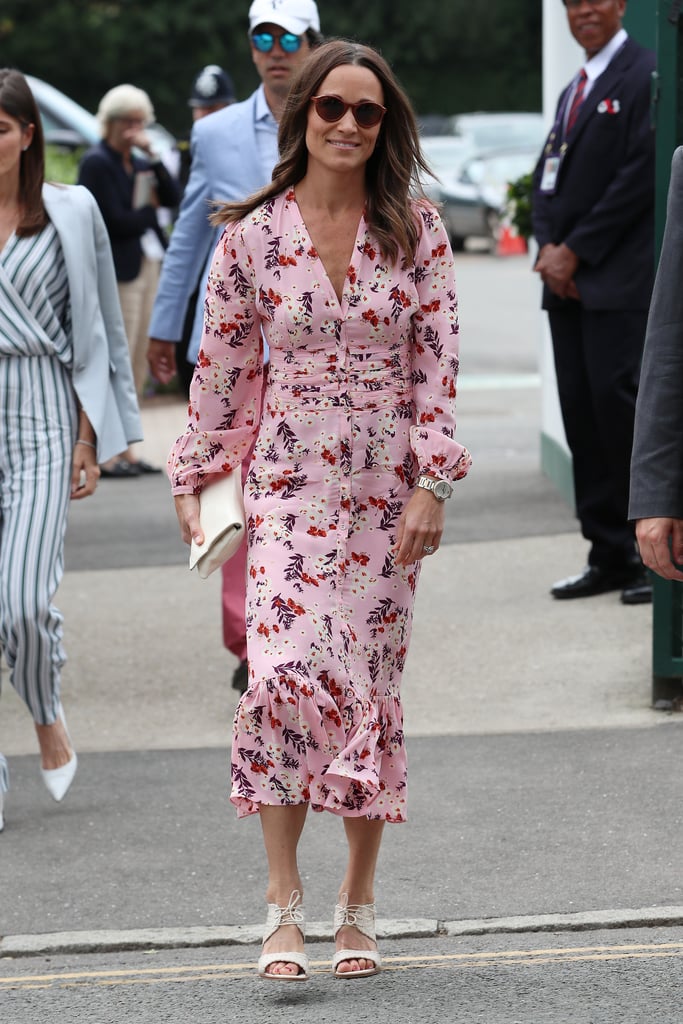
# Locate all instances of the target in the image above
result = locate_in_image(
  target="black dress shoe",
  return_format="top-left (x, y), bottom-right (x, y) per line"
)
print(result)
top-left (132, 459), bottom-right (162, 474)
top-left (231, 659), bottom-right (249, 694)
top-left (551, 565), bottom-right (639, 600)
top-left (621, 578), bottom-right (653, 605)
top-left (99, 459), bottom-right (141, 478)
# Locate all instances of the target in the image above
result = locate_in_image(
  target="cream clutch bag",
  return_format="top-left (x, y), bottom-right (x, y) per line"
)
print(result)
top-left (189, 471), bottom-right (245, 579)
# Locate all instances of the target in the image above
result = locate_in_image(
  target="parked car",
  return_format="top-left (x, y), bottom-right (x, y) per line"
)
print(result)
top-left (27, 75), bottom-right (99, 149)
top-left (417, 114), bottom-right (453, 137)
top-left (419, 135), bottom-right (474, 204)
top-left (451, 112), bottom-right (545, 153)
top-left (439, 146), bottom-right (539, 250)
top-left (27, 75), bottom-right (175, 157)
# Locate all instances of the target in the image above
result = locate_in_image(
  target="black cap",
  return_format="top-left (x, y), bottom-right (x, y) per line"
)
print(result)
top-left (188, 65), bottom-right (235, 108)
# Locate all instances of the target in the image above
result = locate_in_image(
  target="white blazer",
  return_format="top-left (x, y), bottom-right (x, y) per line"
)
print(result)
top-left (43, 182), bottom-right (143, 463)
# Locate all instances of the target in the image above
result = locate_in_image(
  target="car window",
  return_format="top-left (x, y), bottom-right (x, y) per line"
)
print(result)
top-left (27, 75), bottom-right (100, 146)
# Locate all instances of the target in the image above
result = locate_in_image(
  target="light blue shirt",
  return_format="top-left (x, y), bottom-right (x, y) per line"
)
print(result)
top-left (148, 85), bottom-right (278, 364)
top-left (254, 86), bottom-right (279, 182)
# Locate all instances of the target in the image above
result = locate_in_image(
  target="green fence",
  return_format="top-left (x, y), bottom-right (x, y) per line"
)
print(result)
top-left (642, 2), bottom-right (683, 702)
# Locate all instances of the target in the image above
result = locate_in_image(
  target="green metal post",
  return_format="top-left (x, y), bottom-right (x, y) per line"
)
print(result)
top-left (653, 1), bottom-right (683, 248)
top-left (624, 0), bottom-right (655, 46)
top-left (646, 2), bottom-right (683, 703)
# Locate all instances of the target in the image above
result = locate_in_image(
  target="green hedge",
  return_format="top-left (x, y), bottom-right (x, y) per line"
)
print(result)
top-left (45, 145), bottom-right (81, 184)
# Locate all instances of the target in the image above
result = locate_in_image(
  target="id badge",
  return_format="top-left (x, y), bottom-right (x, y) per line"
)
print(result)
top-left (539, 156), bottom-right (560, 194)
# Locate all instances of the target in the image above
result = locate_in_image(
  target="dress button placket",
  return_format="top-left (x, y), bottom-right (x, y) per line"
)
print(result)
top-left (337, 316), bottom-right (352, 604)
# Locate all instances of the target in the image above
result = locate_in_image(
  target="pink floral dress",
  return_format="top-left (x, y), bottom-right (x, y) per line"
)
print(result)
top-left (168, 190), bottom-right (471, 822)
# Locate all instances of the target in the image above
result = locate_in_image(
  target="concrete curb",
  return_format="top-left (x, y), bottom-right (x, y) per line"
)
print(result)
top-left (443, 905), bottom-right (683, 936)
top-left (3, 906), bottom-right (683, 958)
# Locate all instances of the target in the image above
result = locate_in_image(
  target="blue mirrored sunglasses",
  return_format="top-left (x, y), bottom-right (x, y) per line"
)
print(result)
top-left (251, 31), bottom-right (302, 53)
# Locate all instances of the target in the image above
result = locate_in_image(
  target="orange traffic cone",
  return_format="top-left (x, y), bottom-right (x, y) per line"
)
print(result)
top-left (496, 225), bottom-right (528, 257)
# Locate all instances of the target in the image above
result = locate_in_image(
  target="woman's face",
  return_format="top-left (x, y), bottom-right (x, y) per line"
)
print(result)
top-left (305, 64), bottom-right (385, 177)
top-left (0, 105), bottom-right (34, 181)
top-left (105, 109), bottom-right (148, 154)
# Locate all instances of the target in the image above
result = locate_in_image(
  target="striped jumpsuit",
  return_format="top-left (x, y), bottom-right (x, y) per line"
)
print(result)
top-left (0, 223), bottom-right (78, 794)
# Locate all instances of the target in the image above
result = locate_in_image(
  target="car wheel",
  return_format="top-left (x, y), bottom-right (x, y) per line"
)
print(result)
top-left (450, 234), bottom-right (465, 252)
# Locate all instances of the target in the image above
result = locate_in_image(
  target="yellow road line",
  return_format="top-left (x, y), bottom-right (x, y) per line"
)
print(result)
top-left (2, 941), bottom-right (683, 990)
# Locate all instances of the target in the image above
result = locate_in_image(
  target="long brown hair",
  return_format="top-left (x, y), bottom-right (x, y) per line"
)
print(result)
top-left (0, 69), bottom-right (47, 236)
top-left (213, 39), bottom-right (432, 263)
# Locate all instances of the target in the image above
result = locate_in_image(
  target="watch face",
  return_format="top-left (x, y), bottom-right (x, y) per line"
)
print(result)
top-left (434, 480), bottom-right (452, 500)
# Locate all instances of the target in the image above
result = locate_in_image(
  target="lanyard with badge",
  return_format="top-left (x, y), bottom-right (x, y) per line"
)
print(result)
top-left (538, 84), bottom-right (578, 195)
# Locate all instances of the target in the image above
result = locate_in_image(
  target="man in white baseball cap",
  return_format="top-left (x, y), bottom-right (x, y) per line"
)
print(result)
top-left (245, 0), bottom-right (322, 122)
top-left (248, 0), bottom-right (321, 36)
top-left (147, 0), bottom-right (322, 698)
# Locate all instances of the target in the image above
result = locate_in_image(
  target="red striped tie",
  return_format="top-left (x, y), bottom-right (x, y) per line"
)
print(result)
top-left (566, 69), bottom-right (587, 134)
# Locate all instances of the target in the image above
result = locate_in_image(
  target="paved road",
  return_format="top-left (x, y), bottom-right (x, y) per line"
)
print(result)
top-left (3, 928), bottom-right (683, 1023)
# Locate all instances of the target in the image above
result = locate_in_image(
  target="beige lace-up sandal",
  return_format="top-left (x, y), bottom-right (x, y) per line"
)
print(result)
top-left (332, 893), bottom-right (381, 978)
top-left (257, 889), bottom-right (309, 981)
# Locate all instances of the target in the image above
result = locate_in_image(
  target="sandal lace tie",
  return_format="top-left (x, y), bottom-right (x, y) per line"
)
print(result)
top-left (263, 889), bottom-right (305, 943)
top-left (333, 892), bottom-right (377, 942)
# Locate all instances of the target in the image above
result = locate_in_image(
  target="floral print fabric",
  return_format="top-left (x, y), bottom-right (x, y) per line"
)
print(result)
top-left (169, 190), bottom-right (471, 822)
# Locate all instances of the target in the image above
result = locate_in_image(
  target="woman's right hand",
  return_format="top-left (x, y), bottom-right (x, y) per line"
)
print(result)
top-left (174, 493), bottom-right (203, 547)
top-left (636, 517), bottom-right (683, 581)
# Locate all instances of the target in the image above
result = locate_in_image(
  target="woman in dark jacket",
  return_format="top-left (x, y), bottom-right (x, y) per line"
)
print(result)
top-left (79, 83), bottom-right (179, 476)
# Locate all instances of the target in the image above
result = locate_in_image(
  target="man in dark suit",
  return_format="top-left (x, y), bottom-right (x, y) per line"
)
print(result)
top-left (630, 148), bottom-right (683, 581)
top-left (531, 0), bottom-right (655, 604)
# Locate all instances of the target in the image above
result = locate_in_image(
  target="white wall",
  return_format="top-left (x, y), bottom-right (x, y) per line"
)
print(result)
top-left (540, 0), bottom-right (584, 460)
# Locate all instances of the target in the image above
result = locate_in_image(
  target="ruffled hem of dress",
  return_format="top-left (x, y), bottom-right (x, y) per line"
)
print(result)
top-left (230, 671), bottom-right (407, 823)
top-left (229, 795), bottom-right (406, 823)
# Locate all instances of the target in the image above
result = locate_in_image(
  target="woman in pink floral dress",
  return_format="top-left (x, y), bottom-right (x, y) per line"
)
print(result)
top-left (169, 39), bottom-right (471, 982)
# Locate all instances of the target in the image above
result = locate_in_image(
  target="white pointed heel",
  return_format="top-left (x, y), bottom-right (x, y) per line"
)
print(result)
top-left (0, 788), bottom-right (5, 832)
top-left (40, 704), bottom-right (77, 803)
top-left (332, 893), bottom-right (381, 978)
top-left (257, 889), bottom-right (309, 981)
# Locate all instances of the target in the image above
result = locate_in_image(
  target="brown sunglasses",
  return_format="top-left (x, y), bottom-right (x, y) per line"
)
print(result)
top-left (310, 94), bottom-right (386, 129)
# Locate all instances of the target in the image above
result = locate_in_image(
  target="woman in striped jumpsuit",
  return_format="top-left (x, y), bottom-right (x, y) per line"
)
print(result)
top-left (0, 70), bottom-right (142, 830)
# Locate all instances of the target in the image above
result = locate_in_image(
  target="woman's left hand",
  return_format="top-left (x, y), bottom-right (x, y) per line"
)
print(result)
top-left (70, 443), bottom-right (100, 499)
top-left (174, 493), bottom-right (203, 547)
top-left (393, 488), bottom-right (446, 566)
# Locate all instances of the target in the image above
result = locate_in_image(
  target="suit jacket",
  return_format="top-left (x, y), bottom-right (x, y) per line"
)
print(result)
top-left (532, 36), bottom-right (655, 311)
top-left (629, 147), bottom-right (683, 519)
top-left (78, 141), bottom-right (180, 282)
top-left (43, 183), bottom-right (143, 462)
top-left (148, 87), bottom-right (274, 362)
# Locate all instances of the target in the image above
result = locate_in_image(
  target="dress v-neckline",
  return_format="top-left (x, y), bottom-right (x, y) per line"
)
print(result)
top-left (291, 191), bottom-right (366, 309)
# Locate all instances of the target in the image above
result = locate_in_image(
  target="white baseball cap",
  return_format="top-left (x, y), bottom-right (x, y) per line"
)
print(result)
top-left (248, 0), bottom-right (321, 36)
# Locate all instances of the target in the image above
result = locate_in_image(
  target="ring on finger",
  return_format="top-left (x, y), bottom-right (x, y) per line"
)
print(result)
top-left (423, 544), bottom-right (435, 554)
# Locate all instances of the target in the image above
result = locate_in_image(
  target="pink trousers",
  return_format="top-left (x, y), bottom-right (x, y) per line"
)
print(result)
top-left (220, 371), bottom-right (266, 661)
top-left (220, 456), bottom-right (249, 662)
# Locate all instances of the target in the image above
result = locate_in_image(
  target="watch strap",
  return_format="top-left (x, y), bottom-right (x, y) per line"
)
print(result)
top-left (417, 475), bottom-right (438, 493)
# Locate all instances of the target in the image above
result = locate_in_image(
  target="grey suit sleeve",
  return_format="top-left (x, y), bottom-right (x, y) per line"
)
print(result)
top-left (630, 147), bottom-right (683, 519)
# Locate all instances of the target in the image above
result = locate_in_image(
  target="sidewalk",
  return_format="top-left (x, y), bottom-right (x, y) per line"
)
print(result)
top-left (3, 393), bottom-right (680, 957)
top-left (1, 392), bottom-right (660, 756)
